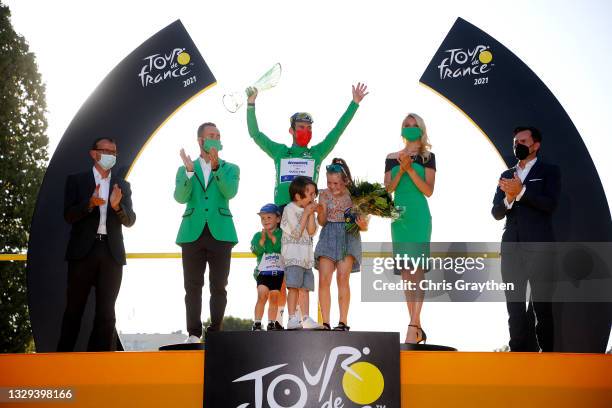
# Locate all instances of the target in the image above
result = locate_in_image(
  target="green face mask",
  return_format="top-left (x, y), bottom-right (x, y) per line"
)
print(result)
top-left (203, 139), bottom-right (223, 153)
top-left (401, 127), bottom-right (422, 142)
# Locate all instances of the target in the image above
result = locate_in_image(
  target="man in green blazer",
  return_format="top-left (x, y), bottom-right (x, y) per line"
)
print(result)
top-left (175, 122), bottom-right (240, 343)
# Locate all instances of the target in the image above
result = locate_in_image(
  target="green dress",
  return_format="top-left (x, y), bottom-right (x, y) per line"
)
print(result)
top-left (385, 154), bottom-right (436, 265)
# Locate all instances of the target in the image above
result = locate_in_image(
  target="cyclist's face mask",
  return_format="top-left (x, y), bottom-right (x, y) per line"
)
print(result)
top-left (294, 126), bottom-right (312, 147)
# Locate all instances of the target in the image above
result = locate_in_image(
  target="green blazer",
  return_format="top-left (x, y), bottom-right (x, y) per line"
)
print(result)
top-left (174, 158), bottom-right (240, 244)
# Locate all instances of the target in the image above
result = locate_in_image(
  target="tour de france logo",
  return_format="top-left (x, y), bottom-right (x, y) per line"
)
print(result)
top-left (437, 44), bottom-right (494, 86)
top-left (138, 47), bottom-right (196, 88)
top-left (233, 345), bottom-right (386, 408)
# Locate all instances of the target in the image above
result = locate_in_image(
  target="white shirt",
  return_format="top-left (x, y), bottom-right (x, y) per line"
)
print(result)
top-left (187, 156), bottom-right (212, 188)
top-left (93, 166), bottom-right (111, 234)
top-left (280, 202), bottom-right (317, 268)
top-left (504, 157), bottom-right (537, 209)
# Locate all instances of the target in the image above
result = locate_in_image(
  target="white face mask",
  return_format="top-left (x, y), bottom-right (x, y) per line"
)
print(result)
top-left (98, 154), bottom-right (116, 170)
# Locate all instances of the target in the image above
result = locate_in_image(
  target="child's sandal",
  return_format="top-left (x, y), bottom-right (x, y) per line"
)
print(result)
top-left (333, 322), bottom-right (350, 331)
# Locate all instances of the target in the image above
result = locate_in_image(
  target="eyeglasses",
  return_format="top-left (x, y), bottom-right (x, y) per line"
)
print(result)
top-left (94, 149), bottom-right (117, 155)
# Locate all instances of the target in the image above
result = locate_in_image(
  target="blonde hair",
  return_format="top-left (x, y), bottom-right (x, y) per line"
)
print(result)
top-left (401, 113), bottom-right (432, 162)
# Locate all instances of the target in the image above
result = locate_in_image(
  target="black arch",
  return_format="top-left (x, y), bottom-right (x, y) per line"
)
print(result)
top-left (26, 20), bottom-right (216, 352)
top-left (420, 17), bottom-right (612, 352)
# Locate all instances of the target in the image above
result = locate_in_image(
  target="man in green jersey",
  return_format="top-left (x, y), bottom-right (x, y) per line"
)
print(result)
top-left (246, 82), bottom-right (368, 207)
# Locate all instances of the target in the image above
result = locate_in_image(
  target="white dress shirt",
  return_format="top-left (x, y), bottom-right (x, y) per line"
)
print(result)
top-left (93, 166), bottom-right (111, 234)
top-left (187, 156), bottom-right (212, 188)
top-left (504, 157), bottom-right (537, 209)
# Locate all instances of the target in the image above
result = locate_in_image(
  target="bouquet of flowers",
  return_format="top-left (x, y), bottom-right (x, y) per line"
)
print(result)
top-left (345, 180), bottom-right (402, 233)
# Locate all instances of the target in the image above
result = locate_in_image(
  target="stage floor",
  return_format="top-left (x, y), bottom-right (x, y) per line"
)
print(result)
top-left (1, 350), bottom-right (611, 407)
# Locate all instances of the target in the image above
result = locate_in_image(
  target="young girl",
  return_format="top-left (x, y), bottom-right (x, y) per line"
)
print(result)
top-left (250, 204), bottom-right (284, 331)
top-left (315, 158), bottom-right (368, 331)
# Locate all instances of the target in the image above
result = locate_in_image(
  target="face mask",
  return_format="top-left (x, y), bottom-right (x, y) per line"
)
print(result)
top-left (295, 128), bottom-right (312, 147)
top-left (514, 143), bottom-right (530, 160)
top-left (98, 154), bottom-right (116, 170)
top-left (402, 127), bottom-right (422, 142)
top-left (203, 139), bottom-right (223, 153)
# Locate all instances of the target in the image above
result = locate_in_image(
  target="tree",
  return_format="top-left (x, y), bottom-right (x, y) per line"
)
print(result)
top-left (203, 316), bottom-right (254, 331)
top-left (0, 2), bottom-right (48, 353)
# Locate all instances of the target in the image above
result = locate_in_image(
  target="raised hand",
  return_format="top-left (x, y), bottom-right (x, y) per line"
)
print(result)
top-left (246, 86), bottom-right (258, 104)
top-left (180, 148), bottom-right (194, 172)
top-left (110, 183), bottom-right (123, 210)
top-left (89, 184), bottom-right (106, 208)
top-left (352, 82), bottom-right (369, 104)
top-left (259, 228), bottom-right (267, 246)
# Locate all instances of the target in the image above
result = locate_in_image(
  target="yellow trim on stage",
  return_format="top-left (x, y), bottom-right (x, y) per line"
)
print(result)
top-left (0, 251), bottom-right (500, 261)
top-left (124, 81), bottom-right (218, 179)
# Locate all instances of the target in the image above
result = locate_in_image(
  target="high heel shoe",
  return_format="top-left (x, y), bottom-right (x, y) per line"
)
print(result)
top-left (406, 324), bottom-right (427, 344)
top-left (417, 326), bottom-right (427, 344)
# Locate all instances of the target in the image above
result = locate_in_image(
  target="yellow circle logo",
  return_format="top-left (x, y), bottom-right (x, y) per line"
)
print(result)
top-left (479, 50), bottom-right (493, 64)
top-left (342, 362), bottom-right (384, 405)
top-left (177, 52), bottom-right (191, 65)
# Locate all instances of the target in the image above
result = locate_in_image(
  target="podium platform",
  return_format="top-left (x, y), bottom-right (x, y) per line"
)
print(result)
top-left (2, 346), bottom-right (611, 407)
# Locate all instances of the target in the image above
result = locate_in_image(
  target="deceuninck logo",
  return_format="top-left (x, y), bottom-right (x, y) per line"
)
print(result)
top-left (233, 345), bottom-right (385, 408)
top-left (138, 47), bottom-right (192, 87)
top-left (437, 44), bottom-right (494, 81)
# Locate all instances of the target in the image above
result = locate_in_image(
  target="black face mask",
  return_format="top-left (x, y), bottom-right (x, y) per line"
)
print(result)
top-left (514, 143), bottom-right (530, 160)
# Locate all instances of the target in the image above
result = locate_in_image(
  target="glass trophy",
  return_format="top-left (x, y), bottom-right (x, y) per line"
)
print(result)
top-left (222, 63), bottom-right (282, 113)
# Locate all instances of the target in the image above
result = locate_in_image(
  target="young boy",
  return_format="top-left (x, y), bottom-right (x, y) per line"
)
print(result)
top-left (251, 204), bottom-right (285, 331)
top-left (281, 176), bottom-right (320, 330)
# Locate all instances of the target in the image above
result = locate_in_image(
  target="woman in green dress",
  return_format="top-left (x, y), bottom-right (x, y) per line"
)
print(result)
top-left (384, 113), bottom-right (436, 344)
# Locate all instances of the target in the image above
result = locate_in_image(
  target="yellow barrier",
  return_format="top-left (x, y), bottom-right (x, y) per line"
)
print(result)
top-left (0, 251), bottom-right (501, 261)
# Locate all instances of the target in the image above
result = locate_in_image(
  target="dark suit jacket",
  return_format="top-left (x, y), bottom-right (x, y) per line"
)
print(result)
top-left (64, 170), bottom-right (136, 265)
top-left (492, 159), bottom-right (561, 242)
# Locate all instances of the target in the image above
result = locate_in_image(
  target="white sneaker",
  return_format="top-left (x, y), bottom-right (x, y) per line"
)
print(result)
top-left (186, 335), bottom-right (201, 344)
top-left (287, 315), bottom-right (302, 330)
top-left (301, 316), bottom-right (322, 330)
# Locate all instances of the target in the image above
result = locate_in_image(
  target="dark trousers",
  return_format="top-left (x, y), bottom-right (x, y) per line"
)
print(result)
top-left (181, 225), bottom-right (233, 338)
top-left (501, 243), bottom-right (555, 352)
top-left (57, 240), bottom-right (123, 351)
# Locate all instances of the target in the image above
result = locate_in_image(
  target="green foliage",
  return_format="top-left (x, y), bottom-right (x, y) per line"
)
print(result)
top-left (0, 2), bottom-right (49, 353)
top-left (345, 179), bottom-right (401, 233)
top-left (203, 316), bottom-right (254, 331)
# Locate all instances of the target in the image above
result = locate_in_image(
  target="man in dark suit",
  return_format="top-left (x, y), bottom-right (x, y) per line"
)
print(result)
top-left (57, 137), bottom-right (136, 351)
top-left (492, 126), bottom-right (561, 352)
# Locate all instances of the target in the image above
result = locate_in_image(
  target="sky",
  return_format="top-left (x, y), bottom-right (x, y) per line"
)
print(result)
top-left (5, 0), bottom-right (612, 351)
